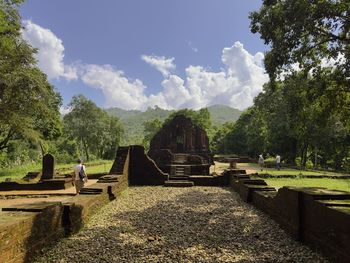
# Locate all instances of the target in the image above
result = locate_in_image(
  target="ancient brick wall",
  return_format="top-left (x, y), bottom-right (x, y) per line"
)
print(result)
top-left (0, 175), bottom-right (129, 263)
top-left (0, 206), bottom-right (65, 263)
top-left (229, 175), bottom-right (350, 262)
top-left (129, 145), bottom-right (168, 185)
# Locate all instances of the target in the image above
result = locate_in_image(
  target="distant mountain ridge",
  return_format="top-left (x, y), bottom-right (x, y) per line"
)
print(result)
top-left (106, 105), bottom-right (242, 145)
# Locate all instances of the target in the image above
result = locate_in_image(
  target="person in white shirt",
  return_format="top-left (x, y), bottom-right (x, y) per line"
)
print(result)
top-left (258, 154), bottom-right (264, 171)
top-left (276, 155), bottom-right (281, 170)
top-left (72, 159), bottom-right (87, 194)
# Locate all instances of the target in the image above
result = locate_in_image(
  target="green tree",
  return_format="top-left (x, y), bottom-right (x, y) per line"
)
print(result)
top-left (211, 122), bottom-right (235, 154)
top-left (0, 0), bottom-right (62, 152)
top-left (249, 1), bottom-right (350, 169)
top-left (250, 0), bottom-right (350, 83)
top-left (142, 119), bottom-right (163, 150)
top-left (63, 95), bottom-right (123, 161)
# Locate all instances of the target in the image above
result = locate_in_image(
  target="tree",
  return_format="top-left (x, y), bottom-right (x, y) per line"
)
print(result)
top-left (250, 0), bottom-right (350, 84)
top-left (248, 1), bottom-right (350, 169)
top-left (63, 95), bottom-right (123, 160)
top-left (142, 119), bottom-right (163, 150)
top-left (211, 122), bottom-right (235, 154)
top-left (0, 0), bottom-right (62, 152)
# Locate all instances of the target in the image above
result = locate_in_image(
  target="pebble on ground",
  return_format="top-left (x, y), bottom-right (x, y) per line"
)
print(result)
top-left (34, 186), bottom-right (328, 263)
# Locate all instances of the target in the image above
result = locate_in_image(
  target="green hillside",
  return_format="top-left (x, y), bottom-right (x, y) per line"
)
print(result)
top-left (208, 105), bottom-right (241, 125)
top-left (106, 105), bottom-right (241, 145)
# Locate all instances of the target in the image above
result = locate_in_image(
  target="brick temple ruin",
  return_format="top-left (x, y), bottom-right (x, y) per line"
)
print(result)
top-left (148, 115), bottom-right (214, 178)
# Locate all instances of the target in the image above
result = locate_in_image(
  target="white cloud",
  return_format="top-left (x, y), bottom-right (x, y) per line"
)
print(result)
top-left (145, 41), bottom-right (268, 110)
top-left (59, 106), bottom-right (71, 115)
top-left (147, 75), bottom-right (192, 110)
top-left (81, 64), bottom-right (148, 110)
top-left (21, 20), bottom-right (268, 111)
top-left (141, 55), bottom-right (175, 77)
top-left (22, 20), bottom-right (77, 80)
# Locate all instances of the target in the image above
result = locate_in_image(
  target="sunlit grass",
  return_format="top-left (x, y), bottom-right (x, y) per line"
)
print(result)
top-left (0, 163), bottom-right (41, 181)
top-left (238, 163), bottom-right (346, 177)
top-left (0, 159), bottom-right (114, 182)
top-left (258, 177), bottom-right (350, 192)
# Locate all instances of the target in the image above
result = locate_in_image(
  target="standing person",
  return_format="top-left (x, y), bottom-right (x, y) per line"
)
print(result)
top-left (258, 154), bottom-right (264, 171)
top-left (276, 154), bottom-right (281, 170)
top-left (72, 159), bottom-right (87, 194)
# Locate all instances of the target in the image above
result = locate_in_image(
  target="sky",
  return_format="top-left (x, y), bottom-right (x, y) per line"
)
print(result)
top-left (20, 0), bottom-right (269, 112)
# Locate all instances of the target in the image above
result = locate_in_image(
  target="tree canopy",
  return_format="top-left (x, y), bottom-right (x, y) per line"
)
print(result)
top-left (250, 0), bottom-right (350, 85)
top-left (0, 0), bottom-right (62, 152)
top-left (63, 95), bottom-right (123, 161)
top-left (214, 71), bottom-right (349, 169)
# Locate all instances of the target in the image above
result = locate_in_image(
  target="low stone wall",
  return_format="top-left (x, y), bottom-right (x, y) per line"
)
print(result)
top-left (214, 156), bottom-right (253, 163)
top-left (0, 205), bottom-right (65, 263)
top-left (0, 172), bottom-right (128, 263)
top-left (188, 174), bottom-right (229, 186)
top-left (229, 174), bottom-right (350, 262)
top-left (0, 179), bottom-right (73, 191)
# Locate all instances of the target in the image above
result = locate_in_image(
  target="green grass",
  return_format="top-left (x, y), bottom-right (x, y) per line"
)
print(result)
top-left (258, 177), bottom-right (350, 192)
top-left (84, 161), bottom-right (113, 174)
top-left (0, 163), bottom-right (41, 181)
top-left (238, 163), bottom-right (346, 177)
top-left (54, 160), bottom-right (113, 174)
top-left (0, 159), bottom-right (114, 182)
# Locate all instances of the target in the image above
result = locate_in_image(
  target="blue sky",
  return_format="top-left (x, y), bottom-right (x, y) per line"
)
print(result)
top-left (20, 0), bottom-right (268, 112)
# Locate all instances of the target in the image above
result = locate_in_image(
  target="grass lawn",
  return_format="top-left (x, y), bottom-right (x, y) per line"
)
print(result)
top-left (257, 177), bottom-right (350, 192)
top-left (0, 160), bottom-right (114, 182)
top-left (238, 163), bottom-right (347, 177)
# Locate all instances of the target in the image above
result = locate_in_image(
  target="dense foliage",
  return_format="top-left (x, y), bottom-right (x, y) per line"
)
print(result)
top-left (0, 1), bottom-right (124, 167)
top-left (63, 95), bottom-right (123, 161)
top-left (0, 0), bottom-right (62, 166)
top-left (213, 1), bottom-right (350, 170)
top-left (250, 0), bottom-right (350, 85)
top-left (215, 72), bottom-right (349, 169)
top-left (142, 119), bottom-right (163, 150)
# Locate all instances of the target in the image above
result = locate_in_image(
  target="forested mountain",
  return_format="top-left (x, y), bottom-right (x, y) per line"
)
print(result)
top-left (106, 105), bottom-right (241, 145)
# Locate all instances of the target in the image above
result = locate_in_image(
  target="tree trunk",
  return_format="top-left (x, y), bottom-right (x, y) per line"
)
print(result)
top-left (314, 147), bottom-right (318, 168)
top-left (302, 143), bottom-right (308, 167)
top-left (289, 138), bottom-right (298, 165)
top-left (39, 142), bottom-right (46, 157)
top-left (82, 139), bottom-right (89, 161)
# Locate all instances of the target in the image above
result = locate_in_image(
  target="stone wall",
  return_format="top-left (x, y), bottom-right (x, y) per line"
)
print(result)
top-left (0, 173), bottom-right (128, 263)
top-left (129, 145), bottom-right (169, 185)
top-left (0, 179), bottom-right (73, 191)
top-left (229, 175), bottom-right (350, 262)
top-left (0, 205), bottom-right (64, 263)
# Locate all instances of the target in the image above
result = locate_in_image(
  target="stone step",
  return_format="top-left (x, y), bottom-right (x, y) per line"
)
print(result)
top-left (169, 176), bottom-right (189, 180)
top-left (173, 154), bottom-right (188, 164)
top-left (79, 188), bottom-right (103, 195)
top-left (164, 180), bottom-right (194, 187)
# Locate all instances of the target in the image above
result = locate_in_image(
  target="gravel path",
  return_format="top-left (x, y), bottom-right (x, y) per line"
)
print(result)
top-left (34, 186), bottom-right (327, 263)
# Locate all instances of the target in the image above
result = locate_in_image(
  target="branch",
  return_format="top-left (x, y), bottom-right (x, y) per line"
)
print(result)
top-left (315, 26), bottom-right (350, 43)
top-left (0, 129), bottom-right (15, 150)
